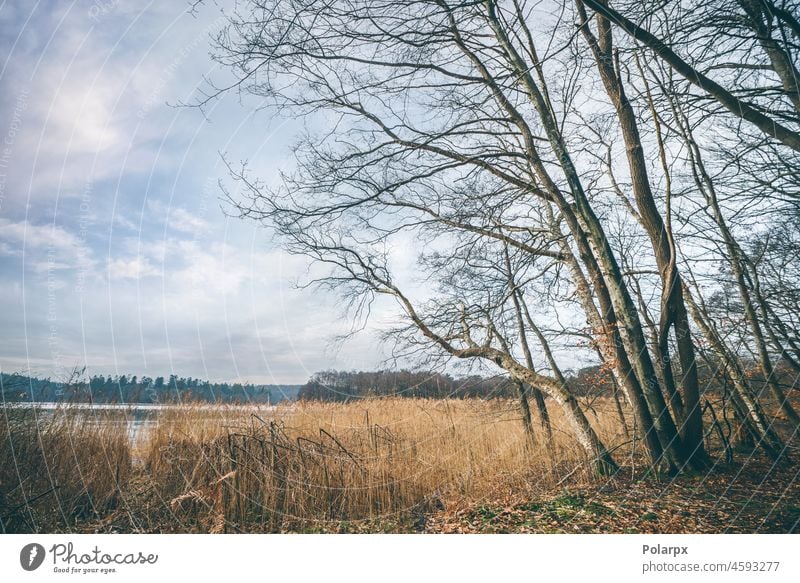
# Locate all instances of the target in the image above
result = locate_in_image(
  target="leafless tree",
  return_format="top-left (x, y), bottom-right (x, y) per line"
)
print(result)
top-left (203, 0), bottom-right (798, 475)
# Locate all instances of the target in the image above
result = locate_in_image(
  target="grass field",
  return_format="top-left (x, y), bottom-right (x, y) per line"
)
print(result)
top-left (1, 397), bottom-right (798, 533)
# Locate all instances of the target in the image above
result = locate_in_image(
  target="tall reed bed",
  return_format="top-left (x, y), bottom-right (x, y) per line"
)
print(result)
top-left (0, 398), bottom-right (638, 532)
top-left (143, 398), bottom-right (630, 532)
top-left (0, 406), bottom-right (132, 533)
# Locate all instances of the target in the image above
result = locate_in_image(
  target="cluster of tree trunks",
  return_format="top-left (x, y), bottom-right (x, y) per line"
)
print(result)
top-left (205, 0), bottom-right (800, 475)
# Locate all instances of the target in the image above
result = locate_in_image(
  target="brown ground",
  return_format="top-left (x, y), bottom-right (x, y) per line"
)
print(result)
top-left (421, 456), bottom-right (800, 533)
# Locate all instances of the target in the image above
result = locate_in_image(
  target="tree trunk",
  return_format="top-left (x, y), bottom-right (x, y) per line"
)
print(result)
top-left (544, 203), bottom-right (662, 466)
top-left (683, 285), bottom-right (785, 459)
top-left (683, 131), bottom-right (800, 427)
top-left (514, 378), bottom-right (537, 449)
top-left (576, 0), bottom-right (707, 466)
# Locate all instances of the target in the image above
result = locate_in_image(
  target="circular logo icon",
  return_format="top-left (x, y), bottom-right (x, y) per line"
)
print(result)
top-left (20, 543), bottom-right (46, 571)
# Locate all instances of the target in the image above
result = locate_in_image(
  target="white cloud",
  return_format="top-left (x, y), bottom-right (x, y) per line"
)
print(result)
top-left (0, 3), bottom-right (228, 201)
top-left (0, 218), bottom-right (78, 251)
top-left (170, 207), bottom-right (209, 233)
top-left (30, 261), bottom-right (73, 274)
top-left (0, 218), bottom-right (94, 272)
top-left (117, 236), bottom-right (247, 302)
top-left (113, 213), bottom-right (139, 231)
top-left (108, 256), bottom-right (159, 280)
top-left (146, 200), bottom-right (208, 233)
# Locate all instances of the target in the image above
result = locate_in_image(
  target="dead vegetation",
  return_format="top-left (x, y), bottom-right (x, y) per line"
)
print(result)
top-left (0, 407), bottom-right (131, 532)
top-left (137, 398), bottom-right (595, 532)
top-left (1, 397), bottom-right (797, 533)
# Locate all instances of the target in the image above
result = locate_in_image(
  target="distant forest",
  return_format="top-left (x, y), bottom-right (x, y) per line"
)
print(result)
top-left (298, 370), bottom-right (518, 401)
top-left (3, 357), bottom-right (796, 406)
top-left (0, 370), bottom-right (524, 404)
top-left (296, 359), bottom-right (800, 404)
top-left (0, 369), bottom-right (571, 404)
top-left (0, 372), bottom-right (300, 404)
top-left (297, 369), bottom-right (646, 401)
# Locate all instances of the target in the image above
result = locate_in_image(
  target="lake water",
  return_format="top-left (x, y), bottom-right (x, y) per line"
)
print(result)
top-left (3, 402), bottom-right (279, 449)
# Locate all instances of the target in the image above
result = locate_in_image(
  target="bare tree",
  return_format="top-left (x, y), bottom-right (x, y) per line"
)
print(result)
top-left (581, 0), bottom-right (800, 151)
top-left (204, 0), bottom-right (798, 475)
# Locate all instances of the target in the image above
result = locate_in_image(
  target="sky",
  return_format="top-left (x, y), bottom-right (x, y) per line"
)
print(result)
top-left (0, 0), bottom-right (393, 384)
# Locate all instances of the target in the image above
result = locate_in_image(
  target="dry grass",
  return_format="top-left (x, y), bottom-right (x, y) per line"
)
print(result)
top-left (140, 398), bottom-right (632, 532)
top-left (5, 396), bottom-right (787, 533)
top-left (0, 407), bottom-right (132, 533)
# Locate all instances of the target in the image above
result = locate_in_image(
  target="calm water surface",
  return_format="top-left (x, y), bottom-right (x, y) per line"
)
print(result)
top-left (3, 402), bottom-right (278, 448)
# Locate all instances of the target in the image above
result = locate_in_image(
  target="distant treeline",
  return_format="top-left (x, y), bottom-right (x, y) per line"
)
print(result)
top-left (0, 373), bottom-right (301, 404)
top-left (297, 370), bottom-right (517, 401)
top-left (296, 359), bottom-right (800, 403)
top-left (4, 357), bottom-right (795, 406)
top-left (296, 368), bottom-right (626, 402)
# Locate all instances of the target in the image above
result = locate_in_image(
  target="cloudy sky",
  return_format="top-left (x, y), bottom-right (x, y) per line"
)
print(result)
top-left (0, 0), bottom-right (393, 383)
